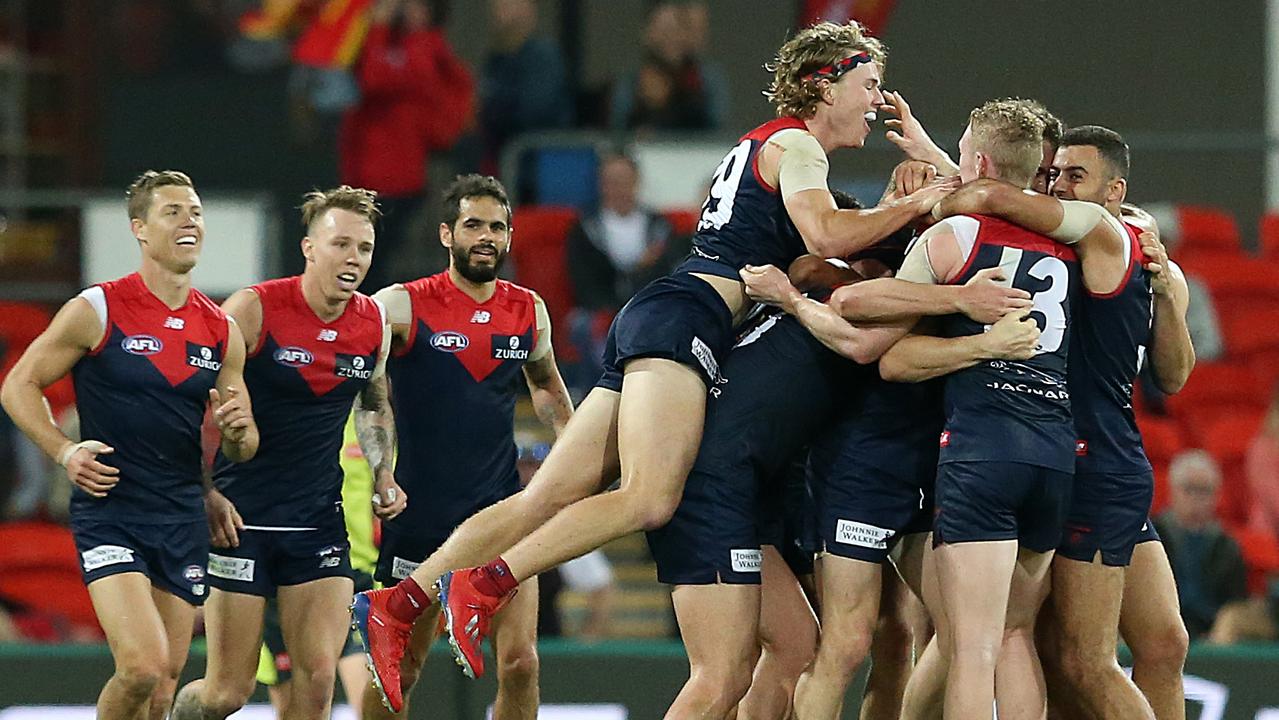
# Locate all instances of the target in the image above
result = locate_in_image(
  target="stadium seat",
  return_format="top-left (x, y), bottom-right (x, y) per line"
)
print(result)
top-left (510, 206), bottom-right (580, 361)
top-left (1223, 308), bottom-right (1279, 358)
top-left (532, 148), bottom-right (599, 210)
top-left (1165, 362), bottom-right (1267, 421)
top-left (1175, 205), bottom-right (1241, 254)
top-left (1260, 211), bottom-right (1279, 259)
top-left (663, 208), bottom-right (701, 238)
top-left (1179, 253), bottom-right (1278, 304)
top-left (0, 522), bottom-right (100, 634)
top-left (1226, 524), bottom-right (1279, 596)
top-left (1193, 411), bottom-right (1266, 526)
top-left (1137, 413), bottom-right (1186, 466)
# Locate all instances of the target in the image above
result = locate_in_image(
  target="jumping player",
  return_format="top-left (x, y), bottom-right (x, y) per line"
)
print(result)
top-left (172, 187), bottom-right (402, 720)
top-left (353, 20), bottom-right (955, 716)
top-left (0, 170), bottom-right (258, 720)
top-left (357, 174), bottom-right (574, 719)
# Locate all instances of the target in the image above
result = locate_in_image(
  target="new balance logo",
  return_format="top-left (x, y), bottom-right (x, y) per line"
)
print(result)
top-left (470, 310), bottom-right (491, 324)
top-left (317, 328), bottom-right (338, 342)
top-left (163, 316), bottom-right (185, 330)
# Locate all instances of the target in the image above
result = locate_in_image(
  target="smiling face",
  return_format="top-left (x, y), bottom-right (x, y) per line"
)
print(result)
top-left (131, 184), bottom-right (205, 274)
top-left (1050, 144), bottom-right (1120, 206)
top-left (302, 208), bottom-right (376, 301)
top-left (442, 195), bottom-right (512, 284)
top-left (818, 58), bottom-right (885, 148)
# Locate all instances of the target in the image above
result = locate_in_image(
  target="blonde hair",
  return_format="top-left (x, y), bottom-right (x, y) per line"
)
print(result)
top-left (968, 99), bottom-right (1047, 188)
top-left (764, 21), bottom-right (886, 119)
top-left (300, 186), bottom-right (382, 230)
top-left (126, 170), bottom-right (194, 220)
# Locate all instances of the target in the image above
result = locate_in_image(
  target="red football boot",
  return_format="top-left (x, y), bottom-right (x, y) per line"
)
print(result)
top-left (436, 568), bottom-right (513, 679)
top-left (351, 588), bottom-right (412, 712)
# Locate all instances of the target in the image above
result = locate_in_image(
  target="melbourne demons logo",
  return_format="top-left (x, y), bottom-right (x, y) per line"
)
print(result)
top-left (430, 331), bottom-right (469, 352)
top-left (121, 335), bottom-right (163, 355)
top-left (274, 346), bottom-right (314, 367)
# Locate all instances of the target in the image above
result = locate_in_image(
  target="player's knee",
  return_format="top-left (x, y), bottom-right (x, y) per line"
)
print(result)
top-left (628, 490), bottom-right (681, 531)
top-left (522, 482), bottom-right (579, 523)
top-left (690, 657), bottom-right (754, 710)
top-left (496, 644), bottom-right (539, 686)
top-left (294, 658), bottom-right (340, 698)
top-left (113, 660), bottom-right (165, 700)
top-left (202, 680), bottom-right (256, 718)
top-left (1130, 620), bottom-right (1189, 673)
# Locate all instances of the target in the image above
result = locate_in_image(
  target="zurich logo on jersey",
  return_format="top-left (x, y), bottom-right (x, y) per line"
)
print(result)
top-left (121, 335), bottom-right (163, 355)
top-left (430, 331), bottom-right (469, 352)
top-left (274, 346), bottom-right (314, 367)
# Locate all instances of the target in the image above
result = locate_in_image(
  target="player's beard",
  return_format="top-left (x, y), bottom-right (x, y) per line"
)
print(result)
top-left (453, 242), bottom-right (506, 283)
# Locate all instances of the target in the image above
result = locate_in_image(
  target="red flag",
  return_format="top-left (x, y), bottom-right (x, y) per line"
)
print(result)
top-left (239, 0), bottom-right (374, 69)
top-left (800, 0), bottom-right (897, 36)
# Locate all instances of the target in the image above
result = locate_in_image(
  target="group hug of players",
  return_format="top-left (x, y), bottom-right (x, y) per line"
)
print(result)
top-left (0, 18), bottom-right (1197, 720)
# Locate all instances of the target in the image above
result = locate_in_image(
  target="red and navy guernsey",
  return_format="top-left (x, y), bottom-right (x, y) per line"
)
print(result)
top-left (71, 272), bottom-right (229, 522)
top-left (214, 275), bottom-right (384, 530)
top-left (385, 272), bottom-right (539, 535)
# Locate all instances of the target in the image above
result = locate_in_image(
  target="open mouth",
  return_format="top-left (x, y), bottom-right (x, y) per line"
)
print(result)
top-left (175, 235), bottom-right (199, 247)
top-left (470, 246), bottom-right (498, 260)
top-left (336, 272), bottom-right (359, 290)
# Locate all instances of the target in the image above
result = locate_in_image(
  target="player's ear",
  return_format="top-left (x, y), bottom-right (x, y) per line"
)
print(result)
top-left (300, 236), bottom-right (314, 263)
top-left (131, 217), bottom-right (146, 244)
top-left (1109, 177), bottom-right (1128, 206)
top-left (439, 222), bottom-right (453, 248)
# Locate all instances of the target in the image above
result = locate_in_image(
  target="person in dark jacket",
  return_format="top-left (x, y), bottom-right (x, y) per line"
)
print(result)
top-left (566, 154), bottom-right (686, 393)
top-left (1155, 449), bottom-right (1249, 639)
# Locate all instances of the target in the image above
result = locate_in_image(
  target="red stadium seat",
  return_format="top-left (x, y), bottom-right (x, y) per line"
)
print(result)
top-left (1260, 211), bottom-right (1279, 260)
top-left (1226, 524), bottom-right (1279, 596)
top-left (1179, 254), bottom-right (1279, 304)
top-left (0, 522), bottom-right (101, 634)
top-left (1164, 362), bottom-right (1267, 420)
top-left (1175, 205), bottom-right (1241, 255)
top-left (663, 208), bottom-right (701, 237)
top-left (1137, 414), bottom-right (1186, 466)
top-left (510, 206), bottom-right (580, 361)
top-left (1223, 308), bottom-right (1279, 358)
top-left (1193, 411), bottom-right (1266, 525)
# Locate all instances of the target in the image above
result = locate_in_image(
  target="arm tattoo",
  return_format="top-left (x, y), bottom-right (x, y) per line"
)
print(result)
top-left (355, 375), bottom-right (396, 477)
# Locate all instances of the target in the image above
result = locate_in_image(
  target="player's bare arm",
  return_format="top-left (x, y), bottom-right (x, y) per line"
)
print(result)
top-left (756, 128), bottom-right (958, 258)
top-left (878, 313), bottom-right (1041, 383)
top-left (740, 263), bottom-right (910, 364)
top-left (832, 267), bottom-right (1031, 325)
top-left (358, 308), bottom-right (406, 520)
top-left (937, 177), bottom-right (1130, 292)
top-left (0, 296), bottom-right (119, 497)
top-left (522, 293), bottom-right (573, 438)
top-left (881, 91), bottom-right (960, 175)
top-left (1140, 230), bottom-right (1195, 393)
top-left (210, 319), bottom-right (257, 462)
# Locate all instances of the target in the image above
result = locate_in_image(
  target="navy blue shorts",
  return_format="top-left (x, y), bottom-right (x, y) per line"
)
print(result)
top-left (758, 455), bottom-right (818, 578)
top-left (647, 312), bottom-right (852, 585)
top-left (1134, 516), bottom-right (1161, 544)
top-left (933, 461), bottom-right (1073, 552)
top-left (812, 457), bottom-right (933, 564)
top-left (207, 525), bottom-right (351, 597)
top-left (597, 273), bottom-right (735, 392)
top-left (71, 515), bottom-right (210, 605)
top-left (1057, 471), bottom-right (1154, 567)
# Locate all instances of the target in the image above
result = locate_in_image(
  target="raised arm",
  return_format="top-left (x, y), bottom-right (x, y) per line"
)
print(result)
top-left (522, 294), bottom-right (573, 438)
top-left (0, 296), bottom-right (119, 496)
top-left (758, 128), bottom-right (957, 258)
top-left (937, 178), bottom-right (1129, 292)
top-left (1140, 231), bottom-right (1195, 393)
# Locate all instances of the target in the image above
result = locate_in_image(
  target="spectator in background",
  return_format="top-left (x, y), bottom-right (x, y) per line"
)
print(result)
top-left (1155, 449), bottom-right (1249, 639)
top-left (480, 0), bottom-right (573, 171)
top-left (566, 154), bottom-right (686, 393)
top-left (610, 1), bottom-right (728, 133)
top-left (339, 0), bottom-right (473, 291)
top-left (1248, 384), bottom-right (1279, 545)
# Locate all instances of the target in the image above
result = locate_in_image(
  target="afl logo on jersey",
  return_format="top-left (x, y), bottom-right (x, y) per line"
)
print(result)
top-left (430, 331), bottom-right (469, 352)
top-left (274, 346), bottom-right (314, 367)
top-left (121, 335), bottom-right (163, 355)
